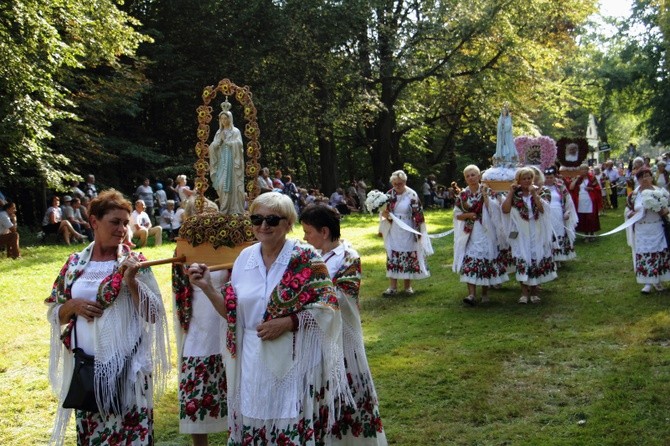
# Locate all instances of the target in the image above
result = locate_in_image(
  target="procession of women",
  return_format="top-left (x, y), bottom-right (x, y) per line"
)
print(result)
top-left (44, 92), bottom-right (670, 446)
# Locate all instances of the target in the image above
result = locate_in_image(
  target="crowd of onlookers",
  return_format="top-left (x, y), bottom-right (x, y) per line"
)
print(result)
top-left (4, 154), bottom-right (666, 260)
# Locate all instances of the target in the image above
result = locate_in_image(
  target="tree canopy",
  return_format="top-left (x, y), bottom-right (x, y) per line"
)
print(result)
top-left (4, 0), bottom-right (667, 223)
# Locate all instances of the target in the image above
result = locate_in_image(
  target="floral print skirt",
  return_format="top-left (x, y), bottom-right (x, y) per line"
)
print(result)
top-left (386, 250), bottom-right (429, 280)
top-left (75, 377), bottom-right (153, 445)
top-left (179, 354), bottom-right (228, 434)
top-left (634, 250), bottom-right (670, 284)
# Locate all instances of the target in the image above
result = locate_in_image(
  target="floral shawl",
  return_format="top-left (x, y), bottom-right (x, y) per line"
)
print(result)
top-left (545, 180), bottom-right (579, 243)
top-left (452, 185), bottom-right (501, 274)
top-left (45, 242), bottom-right (170, 446)
top-left (387, 187), bottom-right (425, 229)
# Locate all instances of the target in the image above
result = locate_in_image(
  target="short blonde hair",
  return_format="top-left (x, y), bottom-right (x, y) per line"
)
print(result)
top-left (389, 170), bottom-right (407, 184)
top-left (249, 191), bottom-right (298, 227)
top-left (463, 164), bottom-right (481, 177)
top-left (176, 174), bottom-right (187, 185)
top-left (515, 167), bottom-right (535, 183)
top-left (528, 166), bottom-right (544, 186)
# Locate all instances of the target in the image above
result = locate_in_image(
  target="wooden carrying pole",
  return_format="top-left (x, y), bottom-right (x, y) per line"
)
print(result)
top-left (137, 239), bottom-right (254, 272)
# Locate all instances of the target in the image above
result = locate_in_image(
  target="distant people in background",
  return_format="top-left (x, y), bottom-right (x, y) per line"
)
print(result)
top-left (605, 160), bottom-right (620, 209)
top-left (72, 198), bottom-right (94, 241)
top-left (60, 196), bottom-right (79, 233)
top-left (344, 189), bottom-right (360, 213)
top-left (69, 180), bottom-right (85, 199)
top-left (379, 170), bottom-right (433, 295)
top-left (655, 160), bottom-right (669, 191)
top-left (422, 177), bottom-right (433, 208)
top-left (41, 196), bottom-right (85, 245)
top-left (154, 182), bottom-right (167, 215)
top-left (347, 181), bottom-right (359, 209)
top-left (159, 200), bottom-right (178, 241)
top-left (176, 175), bottom-right (194, 202)
top-left (569, 164), bottom-right (601, 242)
top-left (130, 200), bottom-right (162, 247)
top-left (356, 178), bottom-right (368, 210)
top-left (0, 190), bottom-right (6, 206)
top-left (434, 186), bottom-right (447, 208)
top-left (628, 157), bottom-right (645, 193)
top-left (165, 178), bottom-right (180, 208)
top-left (282, 175), bottom-right (300, 212)
top-left (0, 202), bottom-right (21, 259)
top-left (83, 174), bottom-right (98, 199)
top-left (173, 201), bottom-right (186, 236)
top-left (257, 167), bottom-right (273, 194)
top-left (593, 166), bottom-right (609, 214)
top-left (135, 178), bottom-right (155, 221)
top-left (272, 169), bottom-right (284, 190)
top-left (329, 187), bottom-right (349, 215)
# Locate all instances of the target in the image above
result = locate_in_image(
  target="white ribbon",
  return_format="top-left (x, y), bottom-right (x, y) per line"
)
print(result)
top-left (575, 210), bottom-right (644, 237)
top-left (388, 212), bottom-right (454, 239)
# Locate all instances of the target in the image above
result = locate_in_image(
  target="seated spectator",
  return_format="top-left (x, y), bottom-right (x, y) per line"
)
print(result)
top-left (69, 180), bottom-right (85, 199)
top-left (71, 197), bottom-right (94, 240)
top-left (434, 186), bottom-right (446, 208)
top-left (257, 167), bottom-right (273, 194)
top-left (330, 187), bottom-right (350, 215)
top-left (61, 196), bottom-right (82, 234)
top-left (272, 169), bottom-right (284, 190)
top-left (130, 199), bottom-right (162, 247)
top-left (173, 202), bottom-right (186, 236)
top-left (83, 174), bottom-right (98, 199)
top-left (0, 202), bottom-right (20, 259)
top-left (344, 190), bottom-right (360, 213)
top-left (41, 196), bottom-right (84, 245)
top-left (159, 200), bottom-right (178, 241)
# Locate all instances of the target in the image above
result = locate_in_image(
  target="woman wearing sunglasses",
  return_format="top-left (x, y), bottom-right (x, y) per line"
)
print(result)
top-left (186, 191), bottom-right (352, 445)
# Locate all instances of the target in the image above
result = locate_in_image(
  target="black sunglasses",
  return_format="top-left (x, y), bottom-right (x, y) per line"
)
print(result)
top-left (250, 214), bottom-right (286, 226)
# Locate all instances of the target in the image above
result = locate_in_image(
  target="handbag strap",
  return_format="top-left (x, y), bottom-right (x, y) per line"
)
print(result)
top-left (71, 315), bottom-right (79, 350)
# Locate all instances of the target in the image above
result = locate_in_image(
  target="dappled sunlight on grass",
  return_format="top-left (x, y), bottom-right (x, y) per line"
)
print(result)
top-left (4, 208), bottom-right (670, 444)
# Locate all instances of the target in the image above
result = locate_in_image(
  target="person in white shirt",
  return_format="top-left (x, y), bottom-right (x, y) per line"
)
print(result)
top-left (130, 200), bottom-right (162, 247)
top-left (159, 200), bottom-right (177, 241)
top-left (605, 160), bottom-right (620, 209)
top-left (0, 202), bottom-right (20, 258)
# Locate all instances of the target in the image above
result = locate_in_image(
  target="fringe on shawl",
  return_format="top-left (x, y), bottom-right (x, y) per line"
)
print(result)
top-left (48, 273), bottom-right (170, 444)
top-left (226, 307), bottom-right (355, 443)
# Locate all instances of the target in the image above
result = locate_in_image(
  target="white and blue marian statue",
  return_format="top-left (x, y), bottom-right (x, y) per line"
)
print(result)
top-left (209, 99), bottom-right (245, 214)
top-left (494, 102), bottom-right (517, 166)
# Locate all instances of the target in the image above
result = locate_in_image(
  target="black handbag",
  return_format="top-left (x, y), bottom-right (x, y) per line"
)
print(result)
top-left (62, 346), bottom-right (98, 412)
top-left (62, 318), bottom-right (129, 414)
top-left (62, 318), bottom-right (99, 412)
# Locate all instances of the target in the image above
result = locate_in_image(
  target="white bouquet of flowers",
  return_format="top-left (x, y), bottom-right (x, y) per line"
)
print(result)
top-left (640, 188), bottom-right (669, 213)
top-left (365, 190), bottom-right (390, 214)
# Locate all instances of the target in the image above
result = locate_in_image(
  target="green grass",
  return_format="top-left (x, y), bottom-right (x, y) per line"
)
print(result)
top-left (2, 208), bottom-right (670, 445)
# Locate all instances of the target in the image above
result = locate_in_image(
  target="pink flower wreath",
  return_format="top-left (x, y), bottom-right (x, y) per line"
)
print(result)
top-left (514, 136), bottom-right (557, 170)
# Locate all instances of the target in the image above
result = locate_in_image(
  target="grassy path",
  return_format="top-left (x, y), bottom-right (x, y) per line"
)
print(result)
top-left (2, 208), bottom-right (669, 445)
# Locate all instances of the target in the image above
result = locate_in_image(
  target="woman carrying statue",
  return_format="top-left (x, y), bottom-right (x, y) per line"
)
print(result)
top-left (209, 99), bottom-right (245, 214)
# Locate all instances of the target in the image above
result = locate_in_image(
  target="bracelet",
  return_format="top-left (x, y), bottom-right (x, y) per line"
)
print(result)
top-left (289, 313), bottom-right (299, 332)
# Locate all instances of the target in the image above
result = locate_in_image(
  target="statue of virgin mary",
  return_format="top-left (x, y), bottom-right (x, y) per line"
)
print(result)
top-left (209, 99), bottom-right (245, 214)
top-left (494, 102), bottom-right (517, 165)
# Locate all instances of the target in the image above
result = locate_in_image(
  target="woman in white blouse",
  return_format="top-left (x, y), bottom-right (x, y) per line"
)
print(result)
top-left (187, 192), bottom-right (352, 445)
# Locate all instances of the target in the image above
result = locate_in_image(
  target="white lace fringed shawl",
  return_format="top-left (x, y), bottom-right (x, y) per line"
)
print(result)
top-left (452, 189), bottom-right (500, 274)
top-left (46, 243), bottom-right (170, 446)
top-left (503, 196), bottom-right (554, 267)
top-left (333, 244), bottom-right (381, 406)
top-left (225, 241), bottom-right (354, 443)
